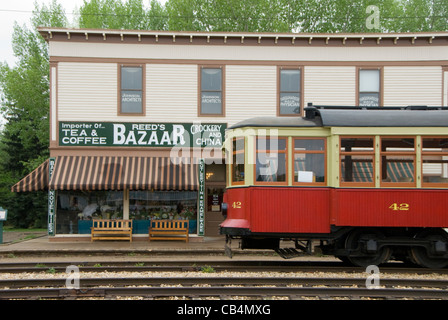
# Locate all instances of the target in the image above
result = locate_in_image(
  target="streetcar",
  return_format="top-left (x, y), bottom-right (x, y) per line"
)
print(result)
top-left (220, 104), bottom-right (448, 268)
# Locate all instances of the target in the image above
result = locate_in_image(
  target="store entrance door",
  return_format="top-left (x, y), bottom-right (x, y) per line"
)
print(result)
top-left (204, 164), bottom-right (226, 237)
top-left (205, 185), bottom-right (225, 236)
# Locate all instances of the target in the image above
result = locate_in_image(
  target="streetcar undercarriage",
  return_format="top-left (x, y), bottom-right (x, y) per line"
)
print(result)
top-left (222, 227), bottom-right (448, 269)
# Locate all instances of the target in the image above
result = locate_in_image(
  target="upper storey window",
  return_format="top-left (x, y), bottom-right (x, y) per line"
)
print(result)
top-left (120, 65), bottom-right (144, 115)
top-left (200, 66), bottom-right (224, 116)
top-left (279, 68), bottom-right (301, 116)
top-left (359, 68), bottom-right (380, 107)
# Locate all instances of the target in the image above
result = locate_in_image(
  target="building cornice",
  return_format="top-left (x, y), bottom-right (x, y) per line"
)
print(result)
top-left (38, 27), bottom-right (448, 47)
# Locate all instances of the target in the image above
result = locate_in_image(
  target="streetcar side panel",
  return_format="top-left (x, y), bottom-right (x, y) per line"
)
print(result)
top-left (333, 188), bottom-right (448, 228)
top-left (250, 187), bottom-right (331, 233)
top-left (222, 187), bottom-right (331, 234)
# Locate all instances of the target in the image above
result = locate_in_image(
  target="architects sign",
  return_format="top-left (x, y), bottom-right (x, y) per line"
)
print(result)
top-left (59, 122), bottom-right (226, 148)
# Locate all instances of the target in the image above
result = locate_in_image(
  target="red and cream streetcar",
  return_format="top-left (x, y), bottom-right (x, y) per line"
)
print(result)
top-left (220, 104), bottom-right (448, 268)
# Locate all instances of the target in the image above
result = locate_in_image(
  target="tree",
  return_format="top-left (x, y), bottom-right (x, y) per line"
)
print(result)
top-left (0, 0), bottom-right (67, 228)
top-left (78, 0), bottom-right (167, 30)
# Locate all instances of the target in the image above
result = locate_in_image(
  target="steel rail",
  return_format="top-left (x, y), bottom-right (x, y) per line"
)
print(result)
top-left (0, 276), bottom-right (447, 290)
top-left (0, 261), bottom-right (446, 274)
top-left (0, 285), bottom-right (446, 300)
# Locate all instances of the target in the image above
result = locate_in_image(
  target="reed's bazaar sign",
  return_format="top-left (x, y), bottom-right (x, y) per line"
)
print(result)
top-left (59, 122), bottom-right (226, 148)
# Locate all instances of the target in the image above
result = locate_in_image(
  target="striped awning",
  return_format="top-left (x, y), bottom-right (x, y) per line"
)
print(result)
top-left (341, 161), bottom-right (374, 183)
top-left (387, 161), bottom-right (415, 182)
top-left (11, 159), bottom-right (50, 192)
top-left (341, 161), bottom-right (414, 183)
top-left (48, 156), bottom-right (198, 191)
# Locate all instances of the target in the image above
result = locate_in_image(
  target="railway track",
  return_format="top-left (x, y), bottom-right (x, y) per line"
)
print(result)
top-left (0, 260), bottom-right (447, 300)
top-left (0, 276), bottom-right (447, 300)
top-left (0, 260), bottom-right (446, 274)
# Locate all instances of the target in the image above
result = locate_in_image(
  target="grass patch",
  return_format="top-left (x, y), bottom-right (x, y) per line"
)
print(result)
top-left (4, 227), bottom-right (46, 232)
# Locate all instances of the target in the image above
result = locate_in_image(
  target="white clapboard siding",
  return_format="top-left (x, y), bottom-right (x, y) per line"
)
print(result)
top-left (444, 71), bottom-right (448, 106)
top-left (384, 66), bottom-right (442, 106)
top-left (304, 66), bottom-right (356, 106)
top-left (225, 65), bottom-right (277, 125)
top-left (146, 64), bottom-right (198, 121)
top-left (58, 62), bottom-right (117, 121)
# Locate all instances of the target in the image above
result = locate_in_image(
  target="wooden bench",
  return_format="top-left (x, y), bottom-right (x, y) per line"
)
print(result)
top-left (91, 219), bottom-right (133, 242)
top-left (148, 220), bottom-right (189, 242)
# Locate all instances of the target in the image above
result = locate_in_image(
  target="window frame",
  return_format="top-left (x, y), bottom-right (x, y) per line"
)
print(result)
top-left (421, 136), bottom-right (448, 187)
top-left (231, 137), bottom-right (245, 186)
top-left (380, 136), bottom-right (416, 187)
top-left (339, 136), bottom-right (375, 187)
top-left (118, 64), bottom-right (146, 116)
top-left (254, 137), bottom-right (288, 185)
top-left (357, 67), bottom-right (382, 107)
top-left (198, 65), bottom-right (225, 117)
top-left (292, 137), bottom-right (326, 186)
top-left (277, 66), bottom-right (303, 117)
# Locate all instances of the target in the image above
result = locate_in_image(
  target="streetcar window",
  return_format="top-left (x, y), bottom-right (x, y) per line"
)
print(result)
top-left (293, 138), bottom-right (326, 184)
top-left (380, 137), bottom-right (415, 185)
top-left (340, 137), bottom-right (374, 185)
top-left (255, 137), bottom-right (287, 183)
top-left (422, 137), bottom-right (448, 185)
top-left (231, 138), bottom-right (245, 184)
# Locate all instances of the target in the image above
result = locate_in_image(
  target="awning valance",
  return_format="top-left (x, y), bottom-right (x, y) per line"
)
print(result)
top-left (12, 156), bottom-right (199, 192)
top-left (48, 156), bottom-right (198, 191)
top-left (11, 159), bottom-right (49, 192)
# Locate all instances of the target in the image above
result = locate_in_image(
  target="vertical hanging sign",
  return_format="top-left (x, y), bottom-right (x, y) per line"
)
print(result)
top-left (198, 158), bottom-right (205, 236)
top-left (47, 158), bottom-right (56, 236)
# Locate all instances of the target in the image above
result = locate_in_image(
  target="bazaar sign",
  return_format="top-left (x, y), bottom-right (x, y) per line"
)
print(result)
top-left (59, 122), bottom-right (226, 148)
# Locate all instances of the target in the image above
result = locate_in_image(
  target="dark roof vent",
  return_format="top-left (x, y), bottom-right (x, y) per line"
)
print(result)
top-left (305, 102), bottom-right (317, 119)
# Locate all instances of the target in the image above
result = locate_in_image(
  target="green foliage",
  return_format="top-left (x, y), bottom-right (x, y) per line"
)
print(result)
top-left (200, 265), bottom-right (216, 273)
top-left (0, 1), bottom-right (67, 228)
top-left (75, 0), bottom-right (448, 33)
top-left (79, 0), bottom-right (166, 30)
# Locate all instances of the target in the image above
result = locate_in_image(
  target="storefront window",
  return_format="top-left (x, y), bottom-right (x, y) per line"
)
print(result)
top-left (129, 190), bottom-right (197, 221)
top-left (56, 190), bottom-right (123, 234)
top-left (55, 190), bottom-right (199, 235)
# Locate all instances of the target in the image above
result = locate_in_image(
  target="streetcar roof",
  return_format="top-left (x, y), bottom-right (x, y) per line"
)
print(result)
top-left (228, 107), bottom-right (448, 129)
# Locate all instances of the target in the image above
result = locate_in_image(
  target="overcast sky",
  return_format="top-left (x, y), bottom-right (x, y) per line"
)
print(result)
top-left (0, 0), bottom-right (86, 67)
